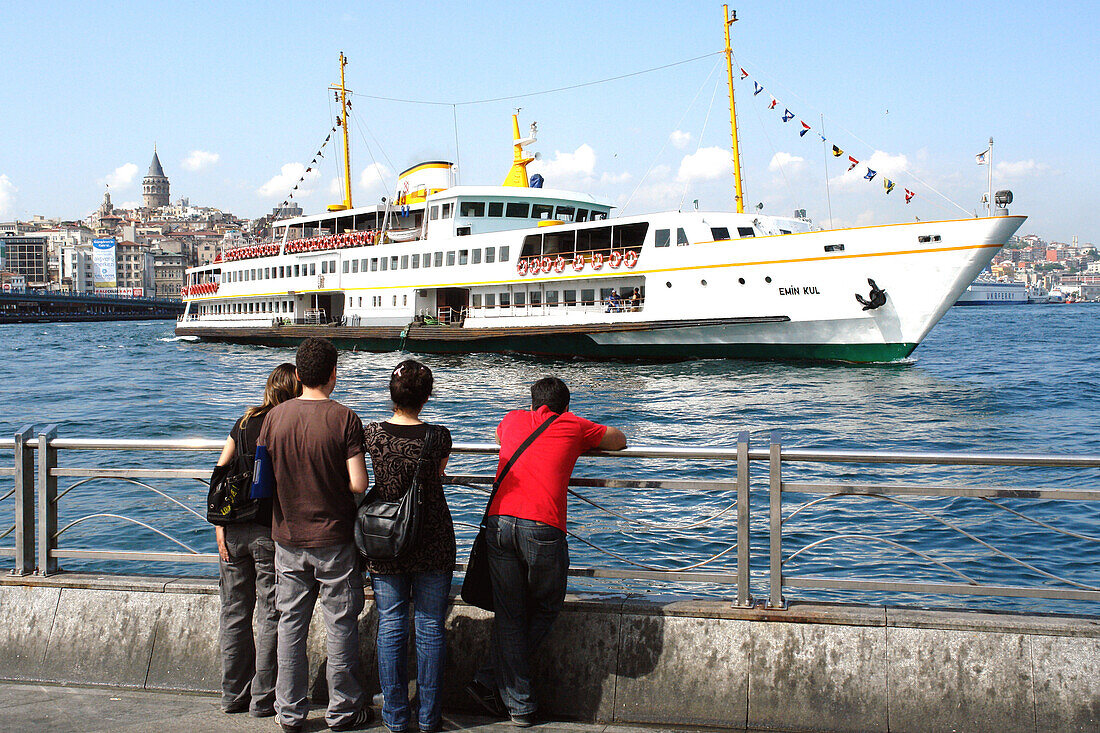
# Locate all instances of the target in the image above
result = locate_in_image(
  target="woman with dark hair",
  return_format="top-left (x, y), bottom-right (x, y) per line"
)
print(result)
top-left (363, 359), bottom-right (454, 733)
top-left (213, 362), bottom-right (301, 717)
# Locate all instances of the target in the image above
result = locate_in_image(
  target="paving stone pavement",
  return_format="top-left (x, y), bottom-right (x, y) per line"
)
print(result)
top-left (0, 682), bottom-right (760, 733)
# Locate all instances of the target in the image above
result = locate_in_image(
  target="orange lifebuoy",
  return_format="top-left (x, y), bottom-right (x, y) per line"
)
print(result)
top-left (527, 258), bottom-right (539, 275)
top-left (609, 251), bottom-right (623, 268)
top-left (518, 259), bottom-right (528, 275)
top-left (591, 253), bottom-right (604, 270)
top-left (572, 254), bottom-right (584, 271)
top-left (624, 250), bottom-right (638, 268)
top-left (554, 256), bottom-right (566, 273)
top-left (540, 256), bottom-right (552, 273)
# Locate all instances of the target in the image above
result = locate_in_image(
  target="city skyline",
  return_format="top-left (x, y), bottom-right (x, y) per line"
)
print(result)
top-left (1, 1), bottom-right (1096, 242)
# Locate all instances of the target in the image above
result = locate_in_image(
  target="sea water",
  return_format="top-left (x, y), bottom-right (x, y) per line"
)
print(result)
top-left (2, 305), bottom-right (1097, 612)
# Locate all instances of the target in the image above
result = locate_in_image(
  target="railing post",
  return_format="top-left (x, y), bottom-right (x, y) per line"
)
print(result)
top-left (12, 426), bottom-right (35, 575)
top-left (37, 425), bottom-right (58, 576)
top-left (768, 431), bottom-right (786, 609)
top-left (735, 430), bottom-right (752, 606)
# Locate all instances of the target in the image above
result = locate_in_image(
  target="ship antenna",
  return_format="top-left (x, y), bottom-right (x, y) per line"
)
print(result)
top-left (723, 5), bottom-right (745, 214)
top-left (328, 52), bottom-right (354, 212)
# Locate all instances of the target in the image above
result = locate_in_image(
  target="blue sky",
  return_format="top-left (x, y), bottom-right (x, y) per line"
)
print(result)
top-left (1, 1), bottom-right (1095, 243)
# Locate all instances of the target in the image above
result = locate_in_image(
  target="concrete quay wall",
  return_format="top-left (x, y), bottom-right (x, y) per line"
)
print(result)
top-left (1, 574), bottom-right (1096, 732)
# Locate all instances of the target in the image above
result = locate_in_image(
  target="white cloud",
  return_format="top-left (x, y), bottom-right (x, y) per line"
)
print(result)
top-left (530, 144), bottom-right (596, 182)
top-left (328, 178), bottom-right (342, 196)
top-left (831, 150), bottom-right (908, 187)
top-left (118, 200), bottom-right (143, 210)
top-left (768, 152), bottom-right (806, 173)
top-left (995, 159), bottom-right (1048, 178)
top-left (358, 162), bottom-right (391, 193)
top-left (181, 150), bottom-right (220, 172)
top-left (677, 146), bottom-right (731, 182)
top-left (669, 130), bottom-right (692, 149)
top-left (599, 171), bottom-right (632, 185)
top-left (100, 163), bottom-right (139, 190)
top-left (0, 175), bottom-right (16, 218)
top-left (257, 163), bottom-right (320, 199)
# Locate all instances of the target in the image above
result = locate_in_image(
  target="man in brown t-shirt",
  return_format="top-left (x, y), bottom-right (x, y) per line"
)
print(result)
top-left (258, 337), bottom-right (371, 733)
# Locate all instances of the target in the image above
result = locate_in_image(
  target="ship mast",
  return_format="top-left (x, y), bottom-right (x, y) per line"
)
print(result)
top-left (723, 5), bottom-right (745, 214)
top-left (328, 52), bottom-right (354, 212)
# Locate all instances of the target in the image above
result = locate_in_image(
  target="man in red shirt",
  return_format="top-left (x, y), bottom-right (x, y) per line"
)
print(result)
top-left (468, 377), bottom-right (626, 726)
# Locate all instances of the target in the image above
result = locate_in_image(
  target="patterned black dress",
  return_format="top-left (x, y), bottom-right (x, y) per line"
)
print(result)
top-left (362, 421), bottom-right (455, 575)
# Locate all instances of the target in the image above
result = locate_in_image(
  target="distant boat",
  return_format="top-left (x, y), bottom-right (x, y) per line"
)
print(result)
top-left (955, 277), bottom-right (1028, 306)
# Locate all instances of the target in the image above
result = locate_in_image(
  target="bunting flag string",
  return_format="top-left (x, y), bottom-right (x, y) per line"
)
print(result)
top-left (273, 125), bottom-right (338, 216)
top-left (736, 67), bottom-right (917, 205)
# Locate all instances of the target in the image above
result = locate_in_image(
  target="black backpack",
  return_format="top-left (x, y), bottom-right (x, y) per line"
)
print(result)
top-left (206, 419), bottom-right (260, 525)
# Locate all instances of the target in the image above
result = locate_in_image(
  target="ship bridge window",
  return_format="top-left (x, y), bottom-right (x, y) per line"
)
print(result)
top-left (521, 234), bottom-right (541, 259)
top-left (472, 249), bottom-right (482, 264)
top-left (430, 206), bottom-right (439, 220)
top-left (617, 223), bottom-right (650, 253)
top-left (460, 202), bottom-right (485, 217)
top-left (506, 202), bottom-right (529, 218)
top-left (576, 209), bottom-right (589, 222)
top-left (488, 202), bottom-right (504, 217)
top-left (655, 229), bottom-right (671, 248)
top-left (459, 250), bottom-right (468, 265)
top-left (737, 226), bottom-right (755, 238)
top-left (442, 203), bottom-right (453, 218)
top-left (446, 251), bottom-right (456, 266)
top-left (918, 235), bottom-right (942, 243)
top-left (592, 210), bottom-right (609, 221)
top-left (544, 230), bottom-right (575, 256)
top-left (532, 204), bottom-right (554, 220)
top-left (577, 226), bottom-right (612, 256)
top-left (711, 227), bottom-right (731, 241)
top-left (555, 206), bottom-right (575, 221)
top-left (500, 245), bottom-right (510, 261)
top-left (485, 247), bottom-right (496, 263)
top-left (824, 244), bottom-right (845, 253)
top-left (457, 226), bottom-right (471, 236)
top-left (676, 227), bottom-right (689, 246)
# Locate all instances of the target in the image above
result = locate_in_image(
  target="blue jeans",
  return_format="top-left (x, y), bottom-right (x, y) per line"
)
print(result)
top-left (370, 571), bottom-right (453, 732)
top-left (474, 515), bottom-right (568, 717)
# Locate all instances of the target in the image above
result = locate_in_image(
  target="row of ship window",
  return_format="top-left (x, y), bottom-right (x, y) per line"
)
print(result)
top-left (432, 200), bottom-right (610, 223)
top-left (343, 246), bottom-right (511, 273)
top-left (217, 246), bottom-right (514, 284)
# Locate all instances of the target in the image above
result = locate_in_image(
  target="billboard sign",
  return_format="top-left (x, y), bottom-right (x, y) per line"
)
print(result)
top-left (92, 237), bottom-right (117, 289)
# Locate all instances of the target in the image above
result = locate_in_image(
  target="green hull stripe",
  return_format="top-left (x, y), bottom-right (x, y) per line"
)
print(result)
top-left (183, 329), bottom-right (917, 364)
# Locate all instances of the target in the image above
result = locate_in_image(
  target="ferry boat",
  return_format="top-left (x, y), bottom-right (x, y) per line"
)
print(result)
top-left (176, 12), bottom-right (1026, 363)
top-left (954, 276), bottom-right (1029, 306)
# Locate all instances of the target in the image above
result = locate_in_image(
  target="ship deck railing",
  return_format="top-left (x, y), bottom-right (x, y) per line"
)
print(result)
top-left (3, 427), bottom-right (1098, 613)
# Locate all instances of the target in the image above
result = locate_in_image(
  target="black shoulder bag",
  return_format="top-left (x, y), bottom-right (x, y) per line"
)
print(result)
top-left (355, 425), bottom-right (437, 561)
top-left (206, 420), bottom-right (260, 526)
top-left (460, 413), bottom-right (560, 611)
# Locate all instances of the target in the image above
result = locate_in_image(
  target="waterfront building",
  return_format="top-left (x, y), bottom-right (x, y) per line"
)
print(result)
top-left (150, 246), bottom-right (185, 300)
top-left (142, 149), bottom-right (170, 210)
top-left (115, 240), bottom-right (155, 294)
top-left (0, 235), bottom-right (49, 288)
top-left (60, 245), bottom-right (95, 293)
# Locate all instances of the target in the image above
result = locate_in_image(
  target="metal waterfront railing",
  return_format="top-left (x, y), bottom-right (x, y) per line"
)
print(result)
top-left (3, 426), bottom-right (1098, 610)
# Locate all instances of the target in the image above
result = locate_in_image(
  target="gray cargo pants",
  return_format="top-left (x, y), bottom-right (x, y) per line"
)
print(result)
top-left (274, 541), bottom-right (366, 729)
top-left (219, 522), bottom-right (278, 714)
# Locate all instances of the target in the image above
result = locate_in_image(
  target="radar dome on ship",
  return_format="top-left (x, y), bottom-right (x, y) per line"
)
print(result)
top-left (395, 161), bottom-right (455, 204)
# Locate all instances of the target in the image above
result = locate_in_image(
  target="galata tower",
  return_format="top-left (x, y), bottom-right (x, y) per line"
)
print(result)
top-left (142, 147), bottom-right (170, 209)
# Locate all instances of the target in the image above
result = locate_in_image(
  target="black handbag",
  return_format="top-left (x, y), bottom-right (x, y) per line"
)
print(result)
top-left (206, 423), bottom-right (260, 526)
top-left (461, 413), bottom-right (561, 610)
top-left (354, 425), bottom-right (437, 561)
